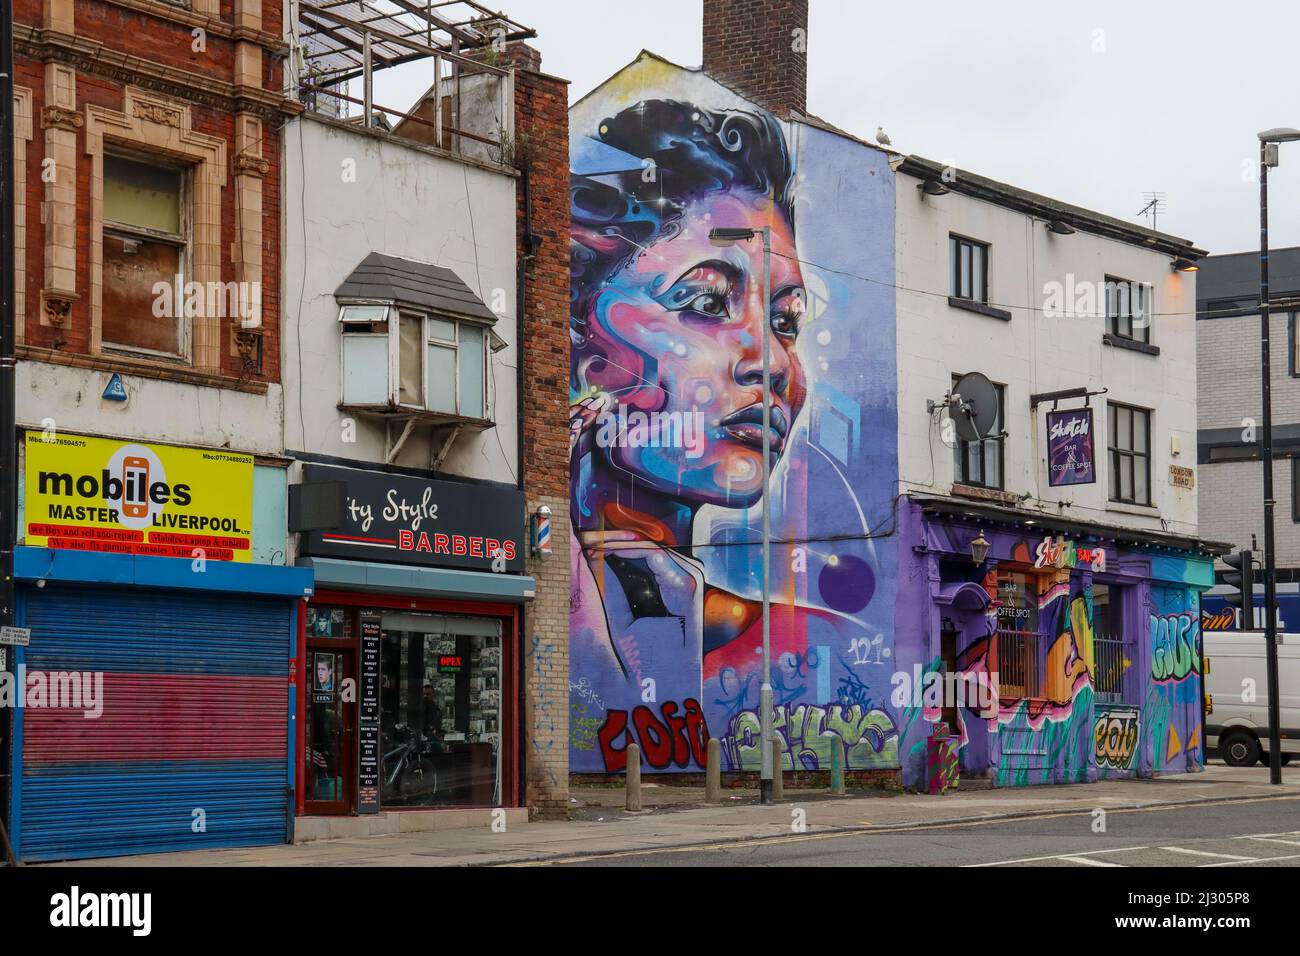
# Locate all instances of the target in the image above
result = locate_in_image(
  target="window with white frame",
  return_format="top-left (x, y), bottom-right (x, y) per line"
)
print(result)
top-left (340, 305), bottom-right (489, 419)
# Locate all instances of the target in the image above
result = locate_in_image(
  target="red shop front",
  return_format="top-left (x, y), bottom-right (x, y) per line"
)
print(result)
top-left (291, 462), bottom-right (532, 817)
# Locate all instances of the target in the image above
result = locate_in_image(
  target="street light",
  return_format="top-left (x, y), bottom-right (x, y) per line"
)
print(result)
top-left (709, 224), bottom-right (775, 806)
top-left (1254, 127), bottom-right (1300, 786)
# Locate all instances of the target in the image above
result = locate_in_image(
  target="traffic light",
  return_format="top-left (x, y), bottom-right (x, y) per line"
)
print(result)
top-left (1222, 549), bottom-right (1257, 628)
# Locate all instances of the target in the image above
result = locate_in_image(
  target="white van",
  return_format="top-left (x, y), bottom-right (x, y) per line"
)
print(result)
top-left (1204, 631), bottom-right (1300, 766)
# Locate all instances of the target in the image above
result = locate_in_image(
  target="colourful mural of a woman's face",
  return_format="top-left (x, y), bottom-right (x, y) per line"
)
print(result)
top-left (576, 189), bottom-right (807, 508)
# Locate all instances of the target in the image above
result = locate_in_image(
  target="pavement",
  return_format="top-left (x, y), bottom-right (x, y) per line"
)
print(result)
top-left (50, 763), bottom-right (1300, 867)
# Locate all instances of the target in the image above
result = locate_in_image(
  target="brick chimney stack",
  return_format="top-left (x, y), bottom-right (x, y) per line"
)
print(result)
top-left (702, 0), bottom-right (808, 118)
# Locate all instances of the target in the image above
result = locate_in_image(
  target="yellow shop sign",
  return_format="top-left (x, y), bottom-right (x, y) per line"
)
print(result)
top-left (24, 432), bottom-right (254, 562)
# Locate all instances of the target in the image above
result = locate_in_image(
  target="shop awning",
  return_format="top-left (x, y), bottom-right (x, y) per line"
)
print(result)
top-left (298, 556), bottom-right (535, 603)
top-left (908, 493), bottom-right (1233, 557)
top-left (14, 546), bottom-right (315, 598)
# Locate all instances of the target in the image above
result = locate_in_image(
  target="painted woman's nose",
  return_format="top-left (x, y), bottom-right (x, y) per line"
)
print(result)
top-left (732, 329), bottom-right (790, 395)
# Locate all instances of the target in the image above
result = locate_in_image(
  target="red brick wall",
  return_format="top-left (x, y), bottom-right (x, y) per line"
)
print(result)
top-left (13, 0), bottom-right (286, 383)
top-left (702, 0), bottom-right (808, 118)
top-left (513, 50), bottom-right (573, 815)
top-left (515, 59), bottom-right (571, 503)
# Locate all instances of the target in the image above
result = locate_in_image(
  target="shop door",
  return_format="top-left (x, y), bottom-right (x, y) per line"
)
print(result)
top-left (305, 648), bottom-right (356, 815)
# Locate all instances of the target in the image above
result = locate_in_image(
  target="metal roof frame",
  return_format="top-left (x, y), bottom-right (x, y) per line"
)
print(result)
top-left (296, 0), bottom-right (535, 83)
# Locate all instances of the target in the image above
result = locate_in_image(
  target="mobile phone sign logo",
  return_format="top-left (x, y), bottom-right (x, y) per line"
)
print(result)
top-left (105, 445), bottom-right (170, 531)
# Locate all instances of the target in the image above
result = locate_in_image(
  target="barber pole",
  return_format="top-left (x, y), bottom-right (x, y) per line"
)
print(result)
top-left (532, 505), bottom-right (552, 557)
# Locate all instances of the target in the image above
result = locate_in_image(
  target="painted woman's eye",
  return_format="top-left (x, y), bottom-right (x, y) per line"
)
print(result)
top-left (771, 288), bottom-right (805, 339)
top-left (656, 262), bottom-right (737, 319)
top-left (684, 291), bottom-right (729, 317)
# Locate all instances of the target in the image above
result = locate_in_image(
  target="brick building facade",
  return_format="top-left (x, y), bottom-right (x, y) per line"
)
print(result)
top-left (13, 0), bottom-right (295, 382)
top-left (513, 48), bottom-right (573, 817)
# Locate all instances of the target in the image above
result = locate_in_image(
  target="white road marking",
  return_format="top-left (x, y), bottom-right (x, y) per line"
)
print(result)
top-left (1057, 855), bottom-right (1124, 867)
top-left (1242, 836), bottom-right (1300, 847)
top-left (1201, 852), bottom-right (1300, 867)
top-left (1158, 846), bottom-right (1257, 861)
top-left (966, 846), bottom-right (1148, 867)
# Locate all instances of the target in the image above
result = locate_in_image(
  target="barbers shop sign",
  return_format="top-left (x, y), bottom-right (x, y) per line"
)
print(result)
top-left (295, 463), bottom-right (525, 574)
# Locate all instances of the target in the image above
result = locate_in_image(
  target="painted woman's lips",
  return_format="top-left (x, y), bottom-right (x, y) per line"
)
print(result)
top-left (721, 403), bottom-right (788, 451)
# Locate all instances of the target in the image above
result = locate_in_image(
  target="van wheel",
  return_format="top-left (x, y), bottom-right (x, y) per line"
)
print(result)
top-left (1260, 753), bottom-right (1294, 767)
top-left (1222, 732), bottom-right (1261, 767)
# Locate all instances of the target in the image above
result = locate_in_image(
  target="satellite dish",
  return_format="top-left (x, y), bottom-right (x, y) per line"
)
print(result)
top-left (950, 372), bottom-right (998, 442)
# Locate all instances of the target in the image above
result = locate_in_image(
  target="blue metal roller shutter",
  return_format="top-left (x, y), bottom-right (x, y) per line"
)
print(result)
top-left (13, 584), bottom-right (293, 861)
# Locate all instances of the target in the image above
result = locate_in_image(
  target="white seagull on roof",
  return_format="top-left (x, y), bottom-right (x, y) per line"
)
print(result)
top-left (876, 126), bottom-right (892, 146)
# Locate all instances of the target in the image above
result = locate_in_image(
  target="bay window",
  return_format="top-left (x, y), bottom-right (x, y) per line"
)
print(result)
top-left (340, 304), bottom-right (490, 419)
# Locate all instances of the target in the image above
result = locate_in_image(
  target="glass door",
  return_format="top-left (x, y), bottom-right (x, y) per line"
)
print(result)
top-left (305, 647), bottom-right (356, 814)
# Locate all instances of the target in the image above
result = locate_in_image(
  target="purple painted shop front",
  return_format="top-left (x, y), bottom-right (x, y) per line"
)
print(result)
top-left (894, 497), bottom-right (1212, 789)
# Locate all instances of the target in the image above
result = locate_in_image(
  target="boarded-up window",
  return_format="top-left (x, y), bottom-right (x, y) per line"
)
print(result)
top-left (102, 154), bottom-right (187, 356)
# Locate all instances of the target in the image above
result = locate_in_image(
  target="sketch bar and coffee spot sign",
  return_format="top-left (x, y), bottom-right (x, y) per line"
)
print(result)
top-left (1047, 408), bottom-right (1096, 487)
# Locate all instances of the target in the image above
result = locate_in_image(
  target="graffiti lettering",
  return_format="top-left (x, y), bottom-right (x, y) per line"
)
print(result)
top-left (597, 698), bottom-right (710, 772)
top-left (1151, 612), bottom-right (1199, 682)
top-left (1201, 609), bottom-right (1235, 631)
top-left (848, 634), bottom-right (885, 666)
top-left (570, 702), bottom-right (603, 752)
top-left (569, 676), bottom-right (606, 711)
top-left (1094, 707), bottom-right (1140, 771)
top-left (724, 703), bottom-right (898, 771)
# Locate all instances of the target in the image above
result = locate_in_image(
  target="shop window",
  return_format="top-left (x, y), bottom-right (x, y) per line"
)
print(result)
top-left (949, 234), bottom-right (989, 303)
top-left (379, 613), bottom-right (502, 807)
top-left (102, 153), bottom-right (189, 357)
top-left (995, 570), bottom-right (1041, 699)
top-left (1105, 276), bottom-right (1152, 344)
top-left (340, 306), bottom-right (488, 419)
top-left (1091, 583), bottom-right (1132, 703)
top-left (954, 376), bottom-right (1004, 489)
top-left (307, 604), bottom-right (352, 640)
top-left (1108, 402), bottom-right (1152, 505)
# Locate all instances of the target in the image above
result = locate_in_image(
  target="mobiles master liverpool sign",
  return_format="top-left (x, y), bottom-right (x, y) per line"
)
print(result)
top-left (23, 432), bottom-right (254, 561)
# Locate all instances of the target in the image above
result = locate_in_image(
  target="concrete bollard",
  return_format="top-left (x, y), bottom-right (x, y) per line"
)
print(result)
top-left (830, 735), bottom-right (846, 796)
top-left (625, 743), bottom-right (642, 812)
top-left (705, 738), bottom-right (722, 804)
top-left (771, 739), bottom-right (784, 801)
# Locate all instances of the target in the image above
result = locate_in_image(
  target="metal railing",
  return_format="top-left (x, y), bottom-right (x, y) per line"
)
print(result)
top-left (1093, 634), bottom-right (1130, 703)
top-left (997, 627), bottom-right (1042, 700)
top-left (294, 1), bottom-right (520, 165)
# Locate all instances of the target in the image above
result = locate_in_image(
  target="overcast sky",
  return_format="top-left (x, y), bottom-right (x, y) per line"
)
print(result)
top-left (483, 0), bottom-right (1300, 255)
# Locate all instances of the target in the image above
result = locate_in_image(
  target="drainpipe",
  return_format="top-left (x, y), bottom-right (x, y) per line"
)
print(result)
top-left (1, 0), bottom-right (20, 865)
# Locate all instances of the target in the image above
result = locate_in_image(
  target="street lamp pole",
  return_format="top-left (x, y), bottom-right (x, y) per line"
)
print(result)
top-left (1256, 127), bottom-right (1300, 786)
top-left (709, 225), bottom-right (775, 805)
top-left (758, 225), bottom-right (773, 806)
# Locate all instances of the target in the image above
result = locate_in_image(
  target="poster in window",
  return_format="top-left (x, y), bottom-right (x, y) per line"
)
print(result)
top-left (313, 652), bottom-right (335, 702)
top-left (1047, 407), bottom-right (1096, 487)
